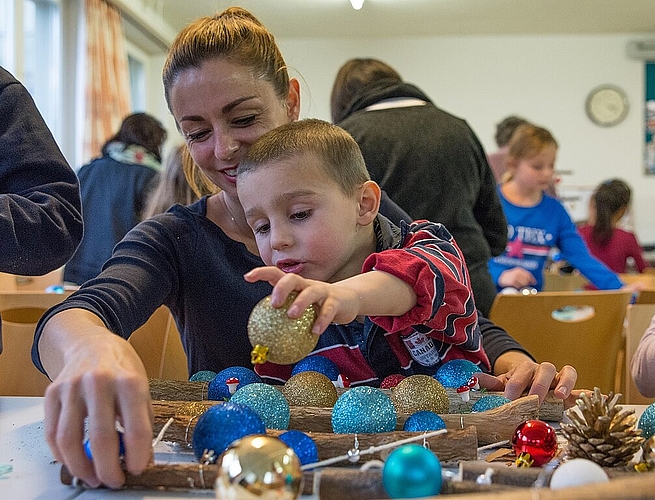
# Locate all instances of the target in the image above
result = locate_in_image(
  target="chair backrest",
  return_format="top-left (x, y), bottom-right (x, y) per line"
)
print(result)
top-left (619, 273), bottom-right (655, 289)
top-left (128, 306), bottom-right (188, 381)
top-left (488, 290), bottom-right (633, 393)
top-left (623, 303), bottom-right (655, 405)
top-left (0, 291), bottom-right (72, 396)
top-left (542, 271), bottom-right (589, 291)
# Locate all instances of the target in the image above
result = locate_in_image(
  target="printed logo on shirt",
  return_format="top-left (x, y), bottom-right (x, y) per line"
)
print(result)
top-left (402, 330), bottom-right (441, 367)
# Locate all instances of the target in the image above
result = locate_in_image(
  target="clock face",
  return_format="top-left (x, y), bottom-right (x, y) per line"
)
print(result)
top-left (585, 85), bottom-right (629, 127)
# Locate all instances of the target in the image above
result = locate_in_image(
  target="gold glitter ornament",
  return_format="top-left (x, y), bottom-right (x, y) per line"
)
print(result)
top-left (248, 292), bottom-right (318, 365)
top-left (283, 371), bottom-right (338, 407)
top-left (175, 401), bottom-right (208, 418)
top-left (391, 374), bottom-right (449, 414)
top-left (215, 434), bottom-right (303, 499)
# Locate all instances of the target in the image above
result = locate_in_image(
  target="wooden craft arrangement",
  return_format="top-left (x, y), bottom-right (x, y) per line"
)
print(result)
top-left (58, 379), bottom-right (655, 498)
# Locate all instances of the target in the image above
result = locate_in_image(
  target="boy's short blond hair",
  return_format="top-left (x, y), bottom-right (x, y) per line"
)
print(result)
top-left (238, 119), bottom-right (370, 196)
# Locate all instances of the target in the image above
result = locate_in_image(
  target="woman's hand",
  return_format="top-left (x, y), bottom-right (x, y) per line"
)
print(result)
top-left (475, 351), bottom-right (580, 408)
top-left (40, 310), bottom-right (154, 489)
top-left (498, 267), bottom-right (537, 289)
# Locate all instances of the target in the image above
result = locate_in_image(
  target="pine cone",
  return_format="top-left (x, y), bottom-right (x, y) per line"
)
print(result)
top-left (561, 388), bottom-right (645, 467)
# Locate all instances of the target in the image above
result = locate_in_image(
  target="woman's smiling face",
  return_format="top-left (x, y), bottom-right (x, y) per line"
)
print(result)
top-left (169, 57), bottom-right (299, 195)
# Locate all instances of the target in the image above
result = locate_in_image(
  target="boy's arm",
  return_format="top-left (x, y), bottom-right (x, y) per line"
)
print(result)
top-left (245, 266), bottom-right (417, 335)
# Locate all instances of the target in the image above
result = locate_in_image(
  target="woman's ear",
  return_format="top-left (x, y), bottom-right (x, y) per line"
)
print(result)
top-left (357, 180), bottom-right (381, 226)
top-left (286, 78), bottom-right (301, 122)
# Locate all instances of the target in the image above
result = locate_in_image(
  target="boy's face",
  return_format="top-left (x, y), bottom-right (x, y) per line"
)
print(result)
top-left (238, 152), bottom-right (368, 283)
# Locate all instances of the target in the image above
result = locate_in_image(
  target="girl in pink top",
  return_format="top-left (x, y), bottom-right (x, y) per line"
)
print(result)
top-left (578, 179), bottom-right (648, 273)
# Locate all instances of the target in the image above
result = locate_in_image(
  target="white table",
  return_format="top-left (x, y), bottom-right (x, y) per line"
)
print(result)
top-left (1, 397), bottom-right (648, 499)
top-left (0, 397), bottom-right (78, 500)
top-left (0, 397), bottom-right (309, 499)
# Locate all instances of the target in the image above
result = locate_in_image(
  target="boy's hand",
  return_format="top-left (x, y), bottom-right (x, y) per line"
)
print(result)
top-left (245, 266), bottom-right (360, 334)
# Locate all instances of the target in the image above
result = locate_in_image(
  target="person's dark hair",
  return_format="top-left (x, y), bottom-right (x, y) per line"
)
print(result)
top-left (239, 119), bottom-right (369, 197)
top-left (495, 115), bottom-right (529, 147)
top-left (101, 113), bottom-right (167, 161)
top-left (330, 58), bottom-right (402, 124)
top-left (162, 7), bottom-right (290, 195)
top-left (591, 178), bottom-right (632, 246)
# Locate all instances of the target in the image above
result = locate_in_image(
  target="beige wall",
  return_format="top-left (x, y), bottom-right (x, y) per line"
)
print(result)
top-left (146, 32), bottom-right (655, 244)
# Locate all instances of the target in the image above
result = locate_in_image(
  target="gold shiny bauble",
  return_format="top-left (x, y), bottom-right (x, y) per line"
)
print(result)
top-left (215, 434), bottom-right (303, 499)
top-left (283, 371), bottom-right (338, 407)
top-left (391, 374), bottom-right (449, 414)
top-left (175, 401), bottom-right (207, 418)
top-left (248, 292), bottom-right (318, 365)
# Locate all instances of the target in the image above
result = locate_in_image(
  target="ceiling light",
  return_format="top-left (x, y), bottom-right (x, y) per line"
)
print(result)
top-left (350, 0), bottom-right (364, 10)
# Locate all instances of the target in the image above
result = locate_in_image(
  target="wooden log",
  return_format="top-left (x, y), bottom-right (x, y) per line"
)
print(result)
top-left (148, 378), bottom-right (563, 421)
top-left (152, 423), bottom-right (477, 464)
top-left (267, 426), bottom-right (478, 464)
top-left (459, 460), bottom-right (642, 488)
top-left (437, 471), bottom-right (655, 500)
top-left (153, 394), bottom-right (540, 446)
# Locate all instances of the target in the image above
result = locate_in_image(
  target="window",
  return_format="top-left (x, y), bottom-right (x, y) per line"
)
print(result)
top-left (128, 53), bottom-right (145, 112)
top-left (0, 0), bottom-right (15, 69)
top-left (23, 0), bottom-right (61, 137)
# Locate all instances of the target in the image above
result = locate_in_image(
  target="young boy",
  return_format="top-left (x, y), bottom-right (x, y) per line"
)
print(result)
top-left (238, 119), bottom-right (489, 385)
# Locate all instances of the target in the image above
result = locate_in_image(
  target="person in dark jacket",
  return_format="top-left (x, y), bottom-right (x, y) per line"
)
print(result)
top-left (331, 59), bottom-right (507, 316)
top-left (0, 66), bottom-right (83, 351)
top-left (63, 113), bottom-right (166, 285)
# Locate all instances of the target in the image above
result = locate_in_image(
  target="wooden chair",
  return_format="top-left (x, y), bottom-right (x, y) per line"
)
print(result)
top-left (542, 270), bottom-right (589, 291)
top-left (622, 303), bottom-right (655, 404)
top-left (0, 291), bottom-right (72, 396)
top-left (128, 306), bottom-right (187, 381)
top-left (488, 290), bottom-right (633, 394)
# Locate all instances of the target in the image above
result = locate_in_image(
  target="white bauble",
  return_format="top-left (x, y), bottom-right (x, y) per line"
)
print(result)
top-left (550, 458), bottom-right (609, 490)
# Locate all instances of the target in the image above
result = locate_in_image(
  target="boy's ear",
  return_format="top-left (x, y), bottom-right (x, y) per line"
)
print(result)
top-left (357, 180), bottom-right (381, 225)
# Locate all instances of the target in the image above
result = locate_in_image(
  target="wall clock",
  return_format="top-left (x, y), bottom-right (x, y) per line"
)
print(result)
top-left (585, 84), bottom-right (629, 127)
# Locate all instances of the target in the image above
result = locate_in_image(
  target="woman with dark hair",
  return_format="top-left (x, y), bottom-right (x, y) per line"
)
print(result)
top-left (63, 113), bottom-right (167, 285)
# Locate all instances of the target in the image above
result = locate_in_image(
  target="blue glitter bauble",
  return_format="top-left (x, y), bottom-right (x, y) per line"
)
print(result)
top-left (191, 402), bottom-right (266, 460)
top-left (279, 430), bottom-right (319, 466)
top-left (229, 383), bottom-right (290, 430)
top-left (207, 366), bottom-right (262, 401)
top-left (638, 402), bottom-right (655, 440)
top-left (471, 395), bottom-right (512, 412)
top-left (331, 386), bottom-right (397, 434)
top-left (189, 370), bottom-right (217, 382)
top-left (434, 359), bottom-right (480, 388)
top-left (403, 411), bottom-right (446, 432)
top-left (84, 433), bottom-right (125, 461)
top-left (383, 444), bottom-right (442, 498)
top-left (291, 355), bottom-right (340, 381)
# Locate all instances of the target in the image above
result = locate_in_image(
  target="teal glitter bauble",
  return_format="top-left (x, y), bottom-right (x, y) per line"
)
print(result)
top-left (639, 402), bottom-right (655, 440)
top-left (331, 386), bottom-right (397, 434)
top-left (471, 395), bottom-right (512, 412)
top-left (383, 444), bottom-right (442, 498)
top-left (191, 402), bottom-right (265, 460)
top-left (229, 383), bottom-right (290, 430)
top-left (403, 411), bottom-right (446, 432)
top-left (279, 430), bottom-right (319, 466)
top-left (434, 359), bottom-right (480, 388)
top-left (207, 366), bottom-right (262, 401)
top-left (189, 370), bottom-right (217, 382)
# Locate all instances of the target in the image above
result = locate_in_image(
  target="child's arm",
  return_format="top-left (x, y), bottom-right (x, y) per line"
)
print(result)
top-left (555, 204), bottom-right (623, 289)
top-left (244, 266), bottom-right (417, 335)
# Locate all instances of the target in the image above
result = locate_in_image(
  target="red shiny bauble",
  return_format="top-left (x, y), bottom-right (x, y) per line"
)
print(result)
top-left (380, 374), bottom-right (406, 389)
top-left (511, 419), bottom-right (558, 466)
